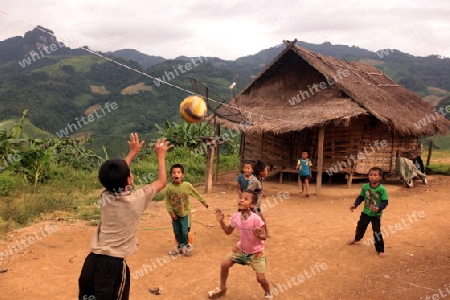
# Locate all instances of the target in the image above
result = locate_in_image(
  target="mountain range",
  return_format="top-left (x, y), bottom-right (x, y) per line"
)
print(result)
top-left (1, 26), bottom-right (449, 156)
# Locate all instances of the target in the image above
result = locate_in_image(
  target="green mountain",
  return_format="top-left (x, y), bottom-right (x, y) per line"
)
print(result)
top-left (1, 27), bottom-right (449, 156)
top-left (108, 49), bottom-right (165, 69)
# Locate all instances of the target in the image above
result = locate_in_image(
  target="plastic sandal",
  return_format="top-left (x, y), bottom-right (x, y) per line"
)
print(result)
top-left (208, 287), bottom-right (227, 299)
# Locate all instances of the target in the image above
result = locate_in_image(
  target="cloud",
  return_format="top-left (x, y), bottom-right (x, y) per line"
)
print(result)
top-left (0, 0), bottom-right (448, 59)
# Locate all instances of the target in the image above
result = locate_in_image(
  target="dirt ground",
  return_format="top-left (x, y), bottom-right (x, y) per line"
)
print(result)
top-left (1, 173), bottom-right (449, 300)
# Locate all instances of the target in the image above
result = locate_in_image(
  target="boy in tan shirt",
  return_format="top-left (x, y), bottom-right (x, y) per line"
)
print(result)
top-left (78, 133), bottom-right (172, 300)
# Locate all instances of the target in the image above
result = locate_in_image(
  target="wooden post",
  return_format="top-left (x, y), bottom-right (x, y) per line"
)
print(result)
top-left (425, 140), bottom-right (433, 174)
top-left (347, 172), bottom-right (353, 189)
top-left (204, 144), bottom-right (216, 193)
top-left (214, 124), bottom-right (220, 181)
top-left (316, 127), bottom-right (324, 195)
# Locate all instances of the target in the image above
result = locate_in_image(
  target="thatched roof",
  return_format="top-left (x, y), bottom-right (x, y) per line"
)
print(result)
top-left (214, 40), bottom-right (449, 136)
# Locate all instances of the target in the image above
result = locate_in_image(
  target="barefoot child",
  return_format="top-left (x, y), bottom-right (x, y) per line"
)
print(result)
top-left (347, 167), bottom-right (389, 258)
top-left (297, 150), bottom-right (312, 197)
top-left (208, 190), bottom-right (272, 299)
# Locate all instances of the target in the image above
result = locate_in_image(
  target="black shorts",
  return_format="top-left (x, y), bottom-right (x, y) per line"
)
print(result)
top-left (300, 175), bottom-right (310, 183)
top-left (78, 252), bottom-right (130, 300)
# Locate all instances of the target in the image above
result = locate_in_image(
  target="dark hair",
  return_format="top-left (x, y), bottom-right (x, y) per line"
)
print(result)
top-left (170, 164), bottom-right (184, 174)
top-left (253, 160), bottom-right (267, 176)
top-left (242, 189), bottom-right (258, 205)
top-left (368, 167), bottom-right (383, 176)
top-left (301, 150), bottom-right (309, 154)
top-left (98, 158), bottom-right (130, 193)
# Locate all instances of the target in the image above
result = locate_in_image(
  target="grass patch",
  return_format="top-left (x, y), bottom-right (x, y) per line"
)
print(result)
top-left (422, 149), bottom-right (450, 175)
top-left (73, 93), bottom-right (94, 107)
top-left (33, 55), bottom-right (104, 76)
top-left (0, 149), bottom-right (240, 234)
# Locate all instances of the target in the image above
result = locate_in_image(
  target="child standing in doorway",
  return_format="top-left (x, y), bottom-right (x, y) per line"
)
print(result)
top-left (297, 150), bottom-right (312, 197)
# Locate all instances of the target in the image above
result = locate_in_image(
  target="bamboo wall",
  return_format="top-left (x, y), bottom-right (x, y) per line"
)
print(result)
top-left (240, 116), bottom-right (419, 175)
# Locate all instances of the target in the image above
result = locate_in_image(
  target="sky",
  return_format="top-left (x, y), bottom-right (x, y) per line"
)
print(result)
top-left (0, 0), bottom-right (449, 60)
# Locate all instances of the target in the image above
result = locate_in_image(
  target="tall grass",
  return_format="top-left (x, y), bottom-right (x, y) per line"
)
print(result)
top-left (0, 148), bottom-right (240, 234)
top-left (0, 165), bottom-right (100, 234)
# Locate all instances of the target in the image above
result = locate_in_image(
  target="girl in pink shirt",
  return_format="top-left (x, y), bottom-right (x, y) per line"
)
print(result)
top-left (208, 190), bottom-right (272, 299)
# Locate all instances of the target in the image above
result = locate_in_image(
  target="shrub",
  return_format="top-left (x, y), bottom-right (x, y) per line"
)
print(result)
top-left (0, 171), bottom-right (25, 196)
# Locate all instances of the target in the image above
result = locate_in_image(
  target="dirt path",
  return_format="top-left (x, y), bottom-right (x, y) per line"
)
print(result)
top-left (1, 174), bottom-right (449, 300)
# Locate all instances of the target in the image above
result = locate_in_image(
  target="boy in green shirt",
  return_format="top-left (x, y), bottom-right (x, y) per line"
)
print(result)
top-left (347, 167), bottom-right (389, 258)
top-left (166, 163), bottom-right (208, 256)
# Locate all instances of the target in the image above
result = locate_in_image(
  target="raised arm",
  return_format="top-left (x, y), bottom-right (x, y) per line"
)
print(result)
top-left (215, 209), bottom-right (234, 235)
top-left (152, 138), bottom-right (173, 193)
top-left (125, 133), bottom-right (145, 166)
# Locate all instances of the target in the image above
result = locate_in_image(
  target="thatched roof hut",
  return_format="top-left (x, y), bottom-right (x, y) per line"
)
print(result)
top-left (214, 40), bottom-right (449, 190)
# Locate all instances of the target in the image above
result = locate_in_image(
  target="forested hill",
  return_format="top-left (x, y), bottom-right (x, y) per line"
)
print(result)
top-left (0, 26), bottom-right (449, 156)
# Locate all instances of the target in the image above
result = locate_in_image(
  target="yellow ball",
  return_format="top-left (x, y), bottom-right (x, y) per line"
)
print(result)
top-left (180, 95), bottom-right (207, 123)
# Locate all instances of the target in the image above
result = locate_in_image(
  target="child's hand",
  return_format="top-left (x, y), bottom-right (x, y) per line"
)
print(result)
top-left (215, 208), bottom-right (224, 223)
top-left (252, 227), bottom-right (265, 239)
top-left (128, 133), bottom-right (145, 155)
top-left (350, 205), bottom-right (356, 212)
top-left (170, 213), bottom-right (178, 220)
top-left (203, 202), bottom-right (209, 209)
top-left (125, 133), bottom-right (145, 165)
top-left (154, 138), bottom-right (173, 159)
top-left (372, 206), bottom-right (380, 213)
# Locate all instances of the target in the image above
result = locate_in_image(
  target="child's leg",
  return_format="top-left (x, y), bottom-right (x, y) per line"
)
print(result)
top-left (172, 218), bottom-right (183, 248)
top-left (219, 259), bottom-right (235, 291)
top-left (179, 216), bottom-right (190, 247)
top-left (78, 253), bottom-right (130, 300)
top-left (348, 212), bottom-right (370, 244)
top-left (371, 217), bottom-right (385, 255)
top-left (78, 254), bottom-right (96, 299)
top-left (255, 273), bottom-right (271, 296)
top-left (174, 230), bottom-right (193, 246)
top-left (208, 259), bottom-right (234, 298)
top-left (304, 178), bottom-right (310, 196)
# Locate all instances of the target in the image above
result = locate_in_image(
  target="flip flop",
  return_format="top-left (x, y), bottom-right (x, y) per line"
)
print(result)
top-left (208, 287), bottom-right (227, 299)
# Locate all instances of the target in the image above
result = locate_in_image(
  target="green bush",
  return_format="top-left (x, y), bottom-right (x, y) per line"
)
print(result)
top-left (0, 142), bottom-right (240, 232)
top-left (132, 146), bottom-right (207, 184)
top-left (47, 164), bottom-right (99, 191)
top-left (0, 171), bottom-right (25, 196)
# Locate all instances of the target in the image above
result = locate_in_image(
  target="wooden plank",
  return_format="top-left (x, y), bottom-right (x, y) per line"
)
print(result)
top-left (316, 126), bottom-right (325, 195)
top-left (425, 140), bottom-right (433, 174)
top-left (204, 144), bottom-right (215, 194)
top-left (214, 124), bottom-right (220, 181)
